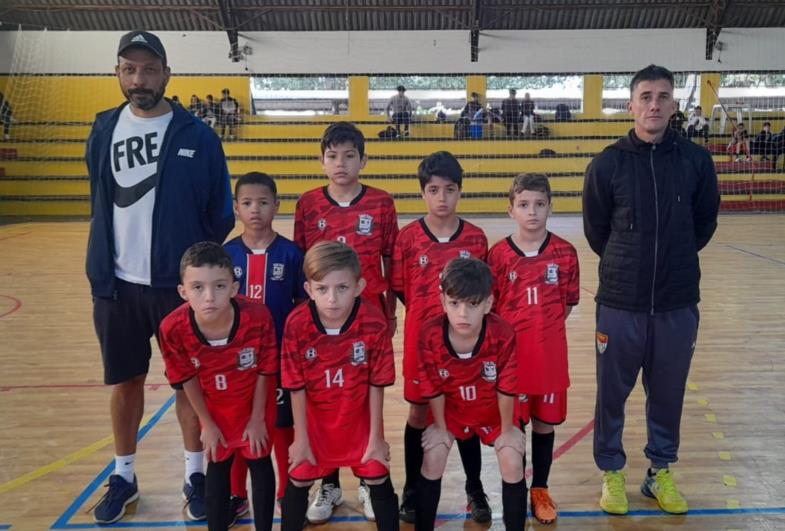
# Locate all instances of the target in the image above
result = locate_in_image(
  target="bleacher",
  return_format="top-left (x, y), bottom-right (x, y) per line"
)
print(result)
top-left (1, 115), bottom-right (784, 218)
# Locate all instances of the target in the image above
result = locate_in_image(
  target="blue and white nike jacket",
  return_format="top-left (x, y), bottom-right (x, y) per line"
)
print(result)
top-left (85, 100), bottom-right (235, 297)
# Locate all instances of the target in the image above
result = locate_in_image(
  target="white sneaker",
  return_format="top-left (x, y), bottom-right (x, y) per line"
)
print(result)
top-left (358, 482), bottom-right (375, 521)
top-left (306, 483), bottom-right (342, 524)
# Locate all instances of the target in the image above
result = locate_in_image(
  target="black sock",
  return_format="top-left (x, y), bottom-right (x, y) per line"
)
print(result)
top-left (247, 456), bottom-right (275, 531)
top-left (280, 479), bottom-right (310, 531)
top-left (368, 477), bottom-right (400, 531)
top-left (323, 469), bottom-right (341, 489)
top-left (457, 435), bottom-right (483, 494)
top-left (205, 456), bottom-right (234, 531)
top-left (414, 476), bottom-right (441, 531)
top-left (403, 423), bottom-right (425, 493)
top-left (501, 479), bottom-right (527, 531)
top-left (531, 431), bottom-right (555, 489)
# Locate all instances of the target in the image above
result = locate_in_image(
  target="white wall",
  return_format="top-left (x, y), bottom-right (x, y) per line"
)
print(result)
top-left (1, 28), bottom-right (784, 74)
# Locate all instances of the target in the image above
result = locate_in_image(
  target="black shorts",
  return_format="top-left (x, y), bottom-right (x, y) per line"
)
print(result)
top-left (93, 278), bottom-right (183, 385)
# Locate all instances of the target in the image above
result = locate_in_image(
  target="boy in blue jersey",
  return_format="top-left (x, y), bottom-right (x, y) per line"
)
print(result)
top-left (223, 172), bottom-right (307, 523)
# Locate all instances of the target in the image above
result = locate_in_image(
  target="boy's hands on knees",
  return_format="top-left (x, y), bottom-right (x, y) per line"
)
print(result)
top-left (288, 437), bottom-right (316, 472)
top-left (494, 425), bottom-right (526, 456)
top-left (422, 424), bottom-right (453, 451)
top-left (242, 415), bottom-right (269, 457)
top-left (361, 436), bottom-right (391, 467)
top-left (201, 421), bottom-right (228, 462)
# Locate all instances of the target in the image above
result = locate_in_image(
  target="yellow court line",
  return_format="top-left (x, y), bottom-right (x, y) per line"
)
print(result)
top-left (0, 412), bottom-right (156, 495)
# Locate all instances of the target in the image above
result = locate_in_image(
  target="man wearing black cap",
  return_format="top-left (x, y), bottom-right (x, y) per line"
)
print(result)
top-left (385, 84), bottom-right (413, 137)
top-left (85, 30), bottom-right (234, 524)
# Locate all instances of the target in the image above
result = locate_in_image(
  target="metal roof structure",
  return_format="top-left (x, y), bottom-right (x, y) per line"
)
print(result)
top-left (3, 1), bottom-right (785, 61)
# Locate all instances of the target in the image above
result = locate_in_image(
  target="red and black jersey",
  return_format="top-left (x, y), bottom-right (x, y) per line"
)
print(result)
top-left (281, 298), bottom-right (395, 468)
top-left (293, 185), bottom-right (398, 298)
top-left (160, 296), bottom-right (279, 448)
top-left (391, 218), bottom-right (488, 378)
top-left (418, 313), bottom-right (517, 438)
top-left (487, 232), bottom-right (579, 394)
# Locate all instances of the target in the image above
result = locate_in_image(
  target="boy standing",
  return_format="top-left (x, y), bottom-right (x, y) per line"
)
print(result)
top-left (487, 173), bottom-right (580, 524)
top-left (160, 242), bottom-right (279, 530)
top-left (416, 258), bottom-right (526, 531)
top-left (391, 151), bottom-right (490, 523)
top-left (280, 242), bottom-right (399, 531)
top-left (293, 122), bottom-right (398, 523)
top-left (223, 172), bottom-right (307, 521)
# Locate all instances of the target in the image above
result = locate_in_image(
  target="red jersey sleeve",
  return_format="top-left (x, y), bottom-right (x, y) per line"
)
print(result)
top-left (369, 328), bottom-right (396, 387)
top-left (256, 304), bottom-right (280, 376)
top-left (281, 314), bottom-right (305, 390)
top-left (565, 247), bottom-right (580, 306)
top-left (417, 323), bottom-right (443, 399)
top-left (495, 327), bottom-right (518, 396)
top-left (381, 198), bottom-right (399, 258)
top-left (159, 316), bottom-right (196, 386)
top-left (487, 244), bottom-right (506, 313)
top-left (293, 197), bottom-right (307, 251)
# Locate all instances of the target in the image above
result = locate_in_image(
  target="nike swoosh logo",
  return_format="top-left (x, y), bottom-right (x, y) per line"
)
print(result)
top-left (114, 173), bottom-right (156, 208)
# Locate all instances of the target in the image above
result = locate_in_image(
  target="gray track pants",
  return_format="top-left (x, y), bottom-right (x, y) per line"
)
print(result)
top-left (593, 304), bottom-right (699, 471)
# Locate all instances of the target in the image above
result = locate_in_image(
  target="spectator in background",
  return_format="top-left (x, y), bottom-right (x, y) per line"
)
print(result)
top-left (686, 106), bottom-right (709, 144)
top-left (753, 122), bottom-right (774, 161)
top-left (521, 92), bottom-right (536, 136)
top-left (729, 122), bottom-right (751, 162)
top-left (0, 92), bottom-right (13, 141)
top-left (669, 104), bottom-right (686, 137)
top-left (218, 88), bottom-right (241, 140)
top-left (386, 85), bottom-right (413, 138)
top-left (204, 94), bottom-right (219, 129)
top-left (171, 95), bottom-right (182, 107)
top-left (501, 88), bottom-right (521, 137)
top-left (188, 95), bottom-right (204, 118)
top-left (461, 92), bottom-right (483, 120)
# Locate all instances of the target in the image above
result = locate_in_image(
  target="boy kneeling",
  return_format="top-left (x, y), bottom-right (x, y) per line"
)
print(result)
top-left (416, 258), bottom-right (527, 530)
top-left (280, 241), bottom-right (399, 531)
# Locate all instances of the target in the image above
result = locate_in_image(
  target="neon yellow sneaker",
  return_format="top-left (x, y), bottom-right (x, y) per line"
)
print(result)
top-left (641, 469), bottom-right (688, 514)
top-left (599, 470), bottom-right (629, 515)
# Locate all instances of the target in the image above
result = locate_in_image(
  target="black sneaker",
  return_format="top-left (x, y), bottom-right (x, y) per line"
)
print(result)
top-left (399, 488), bottom-right (416, 523)
top-left (467, 490), bottom-right (492, 523)
top-left (228, 495), bottom-right (250, 528)
top-left (183, 472), bottom-right (207, 521)
top-left (92, 474), bottom-right (139, 524)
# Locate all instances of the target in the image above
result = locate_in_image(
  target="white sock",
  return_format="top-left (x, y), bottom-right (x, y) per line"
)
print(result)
top-left (184, 450), bottom-right (205, 484)
top-left (114, 454), bottom-right (136, 483)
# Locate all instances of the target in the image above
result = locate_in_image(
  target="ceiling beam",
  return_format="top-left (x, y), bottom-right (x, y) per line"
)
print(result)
top-left (705, 0), bottom-right (730, 60)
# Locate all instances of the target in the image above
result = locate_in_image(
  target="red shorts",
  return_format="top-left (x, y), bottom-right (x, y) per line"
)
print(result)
top-left (404, 377), bottom-right (427, 405)
top-left (289, 459), bottom-right (388, 482)
top-left (516, 391), bottom-right (567, 426)
top-left (445, 422), bottom-right (501, 446)
top-left (213, 439), bottom-right (273, 463)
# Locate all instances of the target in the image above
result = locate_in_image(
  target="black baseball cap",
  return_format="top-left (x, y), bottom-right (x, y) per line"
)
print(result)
top-left (118, 31), bottom-right (167, 64)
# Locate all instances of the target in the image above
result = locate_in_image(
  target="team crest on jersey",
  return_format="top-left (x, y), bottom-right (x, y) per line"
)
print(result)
top-left (317, 219), bottom-right (327, 231)
top-left (438, 368), bottom-right (449, 379)
top-left (305, 347), bottom-right (317, 361)
top-left (482, 361), bottom-right (497, 382)
top-left (190, 357), bottom-right (200, 369)
top-left (596, 332), bottom-right (608, 354)
top-left (233, 266), bottom-right (243, 280)
top-left (356, 214), bottom-right (374, 236)
top-left (545, 263), bottom-right (559, 284)
top-left (271, 263), bottom-right (285, 281)
top-left (351, 341), bottom-right (367, 365)
top-left (419, 255), bottom-right (429, 267)
top-left (237, 348), bottom-right (257, 371)
top-left (508, 271), bottom-right (517, 282)
top-left (458, 250), bottom-right (471, 259)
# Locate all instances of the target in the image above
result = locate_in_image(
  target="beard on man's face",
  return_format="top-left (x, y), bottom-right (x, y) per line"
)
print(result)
top-left (123, 86), bottom-right (166, 111)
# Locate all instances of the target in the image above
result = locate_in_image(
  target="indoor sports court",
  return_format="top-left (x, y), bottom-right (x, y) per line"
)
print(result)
top-left (1, 2), bottom-right (785, 530)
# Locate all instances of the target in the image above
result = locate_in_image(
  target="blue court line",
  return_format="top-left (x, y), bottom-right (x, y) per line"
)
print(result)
top-left (1, 524), bottom-right (12, 530)
top-left (50, 394), bottom-right (177, 530)
top-left (726, 244), bottom-right (785, 266)
top-left (47, 507), bottom-right (785, 529)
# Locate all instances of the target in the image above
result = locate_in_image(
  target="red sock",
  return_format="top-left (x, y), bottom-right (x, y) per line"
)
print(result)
top-left (274, 426), bottom-right (295, 500)
top-left (230, 450), bottom-right (249, 499)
